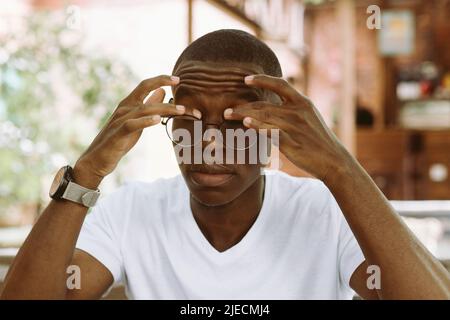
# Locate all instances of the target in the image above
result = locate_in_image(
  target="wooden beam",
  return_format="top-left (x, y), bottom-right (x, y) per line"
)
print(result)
top-left (336, 0), bottom-right (357, 154)
top-left (187, 0), bottom-right (193, 44)
top-left (205, 0), bottom-right (263, 37)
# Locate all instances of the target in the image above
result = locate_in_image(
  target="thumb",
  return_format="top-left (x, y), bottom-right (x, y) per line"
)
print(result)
top-left (145, 87), bottom-right (166, 105)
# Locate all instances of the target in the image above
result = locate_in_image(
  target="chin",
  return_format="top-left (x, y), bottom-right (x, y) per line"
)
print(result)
top-left (186, 177), bottom-right (242, 207)
top-left (191, 191), bottom-right (237, 207)
top-left (179, 164), bottom-right (263, 207)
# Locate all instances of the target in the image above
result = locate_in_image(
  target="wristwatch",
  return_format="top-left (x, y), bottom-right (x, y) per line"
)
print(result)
top-left (49, 165), bottom-right (100, 207)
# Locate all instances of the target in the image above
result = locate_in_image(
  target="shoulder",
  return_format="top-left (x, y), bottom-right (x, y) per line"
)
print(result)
top-left (267, 170), bottom-right (332, 200)
top-left (119, 175), bottom-right (185, 201)
top-left (266, 170), bottom-right (339, 219)
top-left (94, 174), bottom-right (186, 218)
top-left (81, 175), bottom-right (186, 248)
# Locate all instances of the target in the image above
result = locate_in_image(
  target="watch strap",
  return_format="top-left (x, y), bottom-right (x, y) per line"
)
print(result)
top-left (62, 181), bottom-right (100, 207)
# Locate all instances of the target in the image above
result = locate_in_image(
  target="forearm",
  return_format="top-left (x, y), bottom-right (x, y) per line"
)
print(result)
top-left (324, 154), bottom-right (450, 299)
top-left (0, 76), bottom-right (177, 300)
top-left (0, 166), bottom-right (101, 299)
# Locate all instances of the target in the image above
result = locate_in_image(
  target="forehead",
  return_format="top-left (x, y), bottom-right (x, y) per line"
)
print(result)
top-left (172, 60), bottom-right (265, 104)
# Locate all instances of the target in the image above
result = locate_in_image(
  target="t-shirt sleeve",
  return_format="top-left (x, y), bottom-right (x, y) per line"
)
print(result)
top-left (334, 198), bottom-right (366, 289)
top-left (75, 187), bottom-right (128, 284)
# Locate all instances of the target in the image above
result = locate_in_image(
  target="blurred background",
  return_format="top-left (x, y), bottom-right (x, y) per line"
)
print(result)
top-left (1, 0), bottom-right (450, 296)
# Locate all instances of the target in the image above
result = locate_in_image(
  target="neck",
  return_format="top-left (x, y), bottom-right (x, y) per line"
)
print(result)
top-left (190, 175), bottom-right (265, 252)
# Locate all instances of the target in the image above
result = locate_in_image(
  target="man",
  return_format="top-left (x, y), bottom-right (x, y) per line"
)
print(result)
top-left (1, 30), bottom-right (449, 300)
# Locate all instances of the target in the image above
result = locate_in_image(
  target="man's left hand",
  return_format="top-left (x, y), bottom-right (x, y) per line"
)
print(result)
top-left (224, 74), bottom-right (352, 182)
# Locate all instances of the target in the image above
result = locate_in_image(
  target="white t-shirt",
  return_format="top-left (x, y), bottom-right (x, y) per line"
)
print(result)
top-left (76, 170), bottom-right (365, 300)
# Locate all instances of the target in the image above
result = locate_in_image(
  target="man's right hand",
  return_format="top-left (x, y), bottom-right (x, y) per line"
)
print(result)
top-left (72, 75), bottom-right (187, 188)
top-left (1, 75), bottom-right (196, 300)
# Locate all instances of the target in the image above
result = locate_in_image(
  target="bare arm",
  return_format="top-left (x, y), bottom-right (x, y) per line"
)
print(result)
top-left (0, 169), bottom-right (112, 299)
top-left (0, 75), bottom-right (190, 299)
top-left (228, 74), bottom-right (450, 299)
top-left (328, 155), bottom-right (450, 299)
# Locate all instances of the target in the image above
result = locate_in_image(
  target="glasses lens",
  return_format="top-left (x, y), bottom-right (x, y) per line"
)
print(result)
top-left (165, 117), bottom-right (259, 150)
top-left (165, 116), bottom-right (202, 147)
top-left (221, 121), bottom-right (257, 150)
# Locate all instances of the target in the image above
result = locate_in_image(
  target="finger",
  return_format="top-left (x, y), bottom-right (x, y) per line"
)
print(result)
top-left (118, 115), bottom-right (162, 135)
top-left (242, 117), bottom-right (299, 148)
top-left (242, 116), bottom-right (278, 132)
top-left (224, 101), bottom-right (278, 121)
top-left (112, 106), bottom-right (133, 119)
top-left (120, 75), bottom-right (179, 106)
top-left (145, 87), bottom-right (166, 105)
top-left (224, 104), bottom-right (301, 132)
top-left (244, 74), bottom-right (300, 103)
top-left (85, 105), bottom-right (134, 150)
top-left (104, 106), bottom-right (134, 130)
top-left (168, 97), bottom-right (202, 119)
top-left (186, 107), bottom-right (202, 120)
top-left (113, 103), bottom-right (185, 126)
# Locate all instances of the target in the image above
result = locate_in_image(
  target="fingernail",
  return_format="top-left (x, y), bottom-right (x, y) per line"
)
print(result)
top-left (170, 76), bottom-right (180, 84)
top-left (244, 75), bottom-right (255, 84)
top-left (193, 109), bottom-right (202, 119)
top-left (243, 117), bottom-right (252, 125)
top-left (152, 115), bottom-right (161, 122)
top-left (175, 105), bottom-right (185, 112)
top-left (224, 108), bottom-right (233, 117)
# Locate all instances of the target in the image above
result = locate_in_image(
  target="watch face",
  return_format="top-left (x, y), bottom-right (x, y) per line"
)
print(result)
top-left (49, 167), bottom-right (66, 197)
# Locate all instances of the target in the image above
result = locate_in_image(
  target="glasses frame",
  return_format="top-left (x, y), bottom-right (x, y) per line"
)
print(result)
top-left (161, 115), bottom-right (257, 151)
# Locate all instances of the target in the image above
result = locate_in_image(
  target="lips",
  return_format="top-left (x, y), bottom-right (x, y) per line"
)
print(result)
top-left (189, 165), bottom-right (235, 187)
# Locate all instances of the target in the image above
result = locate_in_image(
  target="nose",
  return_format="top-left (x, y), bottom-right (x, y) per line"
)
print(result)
top-left (201, 119), bottom-right (226, 166)
top-left (202, 124), bottom-right (223, 149)
top-left (201, 111), bottom-right (224, 149)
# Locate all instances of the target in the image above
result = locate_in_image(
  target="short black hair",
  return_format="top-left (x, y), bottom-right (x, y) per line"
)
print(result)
top-left (173, 29), bottom-right (282, 77)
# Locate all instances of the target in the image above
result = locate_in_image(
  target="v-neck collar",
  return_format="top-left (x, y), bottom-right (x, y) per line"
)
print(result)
top-left (182, 173), bottom-right (272, 264)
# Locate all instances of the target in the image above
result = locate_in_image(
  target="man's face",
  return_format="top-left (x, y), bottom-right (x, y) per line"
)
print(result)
top-left (171, 60), bottom-right (269, 207)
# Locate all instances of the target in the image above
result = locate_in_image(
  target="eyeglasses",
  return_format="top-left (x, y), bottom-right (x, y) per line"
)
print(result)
top-left (161, 115), bottom-right (257, 150)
